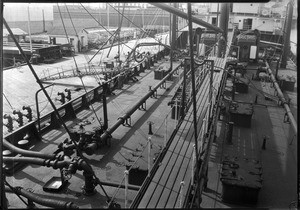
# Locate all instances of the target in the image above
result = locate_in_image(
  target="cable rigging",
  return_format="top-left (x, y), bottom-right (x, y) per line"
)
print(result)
top-left (55, 3), bottom-right (111, 200)
top-left (79, 3), bottom-right (144, 64)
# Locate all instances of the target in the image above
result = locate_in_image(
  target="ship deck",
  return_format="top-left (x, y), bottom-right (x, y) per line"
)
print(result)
top-left (133, 58), bottom-right (225, 208)
top-left (201, 62), bottom-right (298, 208)
top-left (4, 54), bottom-right (184, 208)
top-left (3, 50), bottom-right (297, 208)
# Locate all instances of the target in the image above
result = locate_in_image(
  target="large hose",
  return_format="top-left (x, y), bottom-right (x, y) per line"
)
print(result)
top-left (265, 61), bottom-right (297, 135)
top-left (5, 186), bottom-right (79, 209)
top-left (3, 138), bottom-right (57, 160)
top-left (3, 156), bottom-right (69, 169)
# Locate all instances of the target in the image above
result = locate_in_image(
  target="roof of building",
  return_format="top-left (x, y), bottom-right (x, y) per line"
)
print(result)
top-left (47, 26), bottom-right (87, 36)
top-left (3, 28), bottom-right (28, 37)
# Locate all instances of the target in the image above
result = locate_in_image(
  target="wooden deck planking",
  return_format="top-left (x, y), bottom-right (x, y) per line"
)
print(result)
top-left (136, 69), bottom-right (223, 208)
top-left (138, 181), bottom-right (161, 208)
top-left (165, 157), bottom-right (192, 208)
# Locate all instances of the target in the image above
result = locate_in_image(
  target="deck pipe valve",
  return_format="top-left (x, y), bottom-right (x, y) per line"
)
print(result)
top-left (58, 138), bottom-right (76, 157)
top-left (57, 92), bottom-right (66, 104)
top-left (12, 110), bottom-right (24, 127)
top-left (65, 88), bottom-right (71, 101)
top-left (22, 105), bottom-right (33, 122)
top-left (3, 114), bottom-right (14, 132)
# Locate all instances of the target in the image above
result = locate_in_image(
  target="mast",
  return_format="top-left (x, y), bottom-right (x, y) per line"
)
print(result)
top-left (170, 3), bottom-right (178, 71)
top-left (187, 4), bottom-right (199, 201)
top-left (42, 9), bottom-right (45, 32)
top-left (98, 3), bottom-right (101, 26)
top-left (280, 0), bottom-right (294, 68)
top-left (217, 3), bottom-right (230, 58)
top-left (27, 4), bottom-right (32, 54)
top-left (107, 3), bottom-right (110, 31)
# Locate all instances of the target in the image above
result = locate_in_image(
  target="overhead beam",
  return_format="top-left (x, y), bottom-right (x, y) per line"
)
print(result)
top-left (149, 3), bottom-right (224, 34)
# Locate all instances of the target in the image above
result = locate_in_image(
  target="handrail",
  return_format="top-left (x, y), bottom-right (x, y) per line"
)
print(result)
top-left (3, 48), bottom-right (169, 149)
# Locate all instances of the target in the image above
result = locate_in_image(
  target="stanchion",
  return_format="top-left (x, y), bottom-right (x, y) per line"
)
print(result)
top-left (175, 99), bottom-right (178, 127)
top-left (124, 170), bottom-right (129, 208)
top-left (203, 118), bottom-right (207, 136)
top-left (191, 144), bottom-right (196, 184)
top-left (164, 118), bottom-right (168, 148)
top-left (148, 137), bottom-right (151, 177)
top-left (179, 181), bottom-right (185, 207)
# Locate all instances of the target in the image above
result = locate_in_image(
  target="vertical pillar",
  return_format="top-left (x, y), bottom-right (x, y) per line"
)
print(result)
top-left (227, 122), bottom-right (234, 144)
top-left (148, 137), bottom-right (151, 177)
top-left (0, 4), bottom-right (7, 208)
top-left (191, 144), bottom-right (196, 184)
top-left (280, 0), bottom-right (293, 68)
top-left (124, 170), bottom-right (129, 208)
top-left (164, 118), bottom-right (168, 147)
top-left (181, 59), bottom-right (188, 118)
top-left (179, 181), bottom-right (185, 207)
top-left (187, 2), bottom-right (199, 178)
top-left (217, 3), bottom-right (229, 58)
top-left (102, 83), bottom-right (108, 130)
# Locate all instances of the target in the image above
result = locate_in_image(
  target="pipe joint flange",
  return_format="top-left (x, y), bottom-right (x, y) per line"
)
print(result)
top-left (52, 159), bottom-right (59, 169)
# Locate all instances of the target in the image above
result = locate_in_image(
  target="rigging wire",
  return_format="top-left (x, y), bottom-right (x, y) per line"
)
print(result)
top-left (3, 93), bottom-right (14, 111)
top-left (38, 84), bottom-right (55, 114)
top-left (79, 4), bottom-right (144, 63)
top-left (56, 3), bottom-right (110, 200)
top-left (108, 4), bottom-right (168, 49)
top-left (106, 3), bottom-right (125, 62)
top-left (57, 3), bottom-right (102, 127)
top-left (65, 4), bottom-right (103, 84)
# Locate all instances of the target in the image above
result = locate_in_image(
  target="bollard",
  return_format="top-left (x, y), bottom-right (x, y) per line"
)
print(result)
top-left (57, 92), bottom-right (66, 104)
top-left (226, 122), bottom-right (234, 144)
top-left (65, 88), bottom-right (71, 101)
top-left (22, 106), bottom-right (33, 122)
top-left (147, 121), bottom-right (154, 135)
top-left (3, 114), bottom-right (14, 132)
top-left (13, 110), bottom-right (24, 127)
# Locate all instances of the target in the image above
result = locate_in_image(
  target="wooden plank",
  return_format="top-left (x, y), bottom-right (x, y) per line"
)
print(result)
top-left (146, 182), bottom-right (165, 208)
top-left (152, 151), bottom-right (172, 182)
top-left (138, 181), bottom-right (158, 208)
top-left (137, 70), bottom-right (223, 207)
top-left (156, 188), bottom-right (171, 208)
top-left (166, 157), bottom-right (192, 208)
